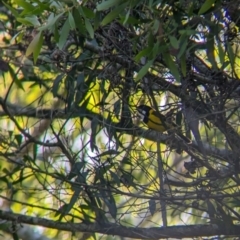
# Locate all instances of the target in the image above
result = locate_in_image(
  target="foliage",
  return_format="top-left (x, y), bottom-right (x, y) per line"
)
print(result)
top-left (1, 0), bottom-right (240, 239)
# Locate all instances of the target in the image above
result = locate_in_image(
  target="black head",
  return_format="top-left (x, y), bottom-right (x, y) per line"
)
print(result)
top-left (137, 105), bottom-right (151, 122)
top-left (137, 105), bottom-right (151, 114)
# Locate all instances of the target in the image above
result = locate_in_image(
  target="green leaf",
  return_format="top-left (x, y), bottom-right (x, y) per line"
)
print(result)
top-left (57, 202), bottom-right (76, 219)
top-left (77, 72), bottom-right (85, 85)
top-left (75, 73), bottom-right (86, 104)
top-left (122, 157), bottom-right (133, 166)
top-left (33, 32), bottom-right (43, 63)
top-left (33, 143), bottom-right (37, 160)
top-left (123, 8), bottom-right (130, 25)
top-left (152, 19), bottom-right (160, 35)
top-left (113, 99), bottom-right (121, 119)
top-left (94, 11), bottom-right (102, 30)
top-left (108, 200), bottom-right (117, 219)
top-left (85, 19), bottom-right (94, 39)
top-left (177, 38), bottom-right (188, 59)
top-left (120, 172), bottom-right (133, 187)
top-left (8, 65), bottom-right (24, 90)
top-left (58, 189), bottom-right (81, 220)
top-left (38, 12), bottom-right (65, 31)
top-left (97, 0), bottom-right (122, 11)
top-left (25, 31), bottom-right (43, 63)
top-left (100, 190), bottom-right (117, 219)
top-left (151, 41), bottom-right (160, 59)
top-left (54, 25), bottom-right (60, 42)
top-left (105, 113), bottom-right (115, 141)
top-left (58, 19), bottom-right (70, 50)
top-left (81, 6), bottom-right (95, 18)
top-left (34, 0), bottom-right (51, 11)
top-left (101, 6), bottom-right (124, 26)
top-left (169, 36), bottom-right (179, 49)
top-left (15, 0), bottom-right (35, 12)
top-left (135, 60), bottom-right (153, 81)
top-left (12, 231), bottom-right (19, 240)
top-left (226, 42), bottom-right (235, 68)
top-left (179, 29), bottom-right (197, 36)
top-left (149, 199), bottom-right (156, 215)
top-left (24, 16), bottom-right (40, 27)
top-left (206, 199), bottom-right (216, 222)
top-left (163, 54), bottom-right (180, 82)
top-left (52, 73), bottom-right (65, 97)
top-left (110, 170), bottom-right (120, 187)
top-left (198, 0), bottom-right (215, 15)
top-left (68, 12), bottom-right (76, 30)
top-left (16, 17), bottom-right (35, 26)
top-left (176, 111), bottom-right (183, 127)
top-left (90, 117), bottom-right (99, 152)
top-left (73, 8), bottom-right (86, 34)
top-left (68, 162), bottom-right (85, 180)
top-left (3, 2), bottom-right (19, 17)
top-left (97, 150), bottom-right (119, 158)
top-left (217, 43), bottom-right (225, 67)
top-left (134, 47), bottom-right (151, 62)
top-left (180, 55), bottom-right (186, 77)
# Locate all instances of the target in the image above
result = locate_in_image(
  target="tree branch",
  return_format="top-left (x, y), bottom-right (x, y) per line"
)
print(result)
top-left (0, 210), bottom-right (239, 238)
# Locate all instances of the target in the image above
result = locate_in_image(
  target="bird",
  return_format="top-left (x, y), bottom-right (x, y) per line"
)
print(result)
top-left (137, 104), bottom-right (191, 143)
top-left (137, 105), bottom-right (172, 132)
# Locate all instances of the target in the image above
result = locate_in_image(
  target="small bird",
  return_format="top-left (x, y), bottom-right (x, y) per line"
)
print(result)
top-left (137, 105), bottom-right (172, 132)
top-left (137, 105), bottom-right (191, 143)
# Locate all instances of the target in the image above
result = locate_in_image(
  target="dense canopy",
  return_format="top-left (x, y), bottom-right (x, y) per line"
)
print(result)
top-left (1, 0), bottom-right (240, 239)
